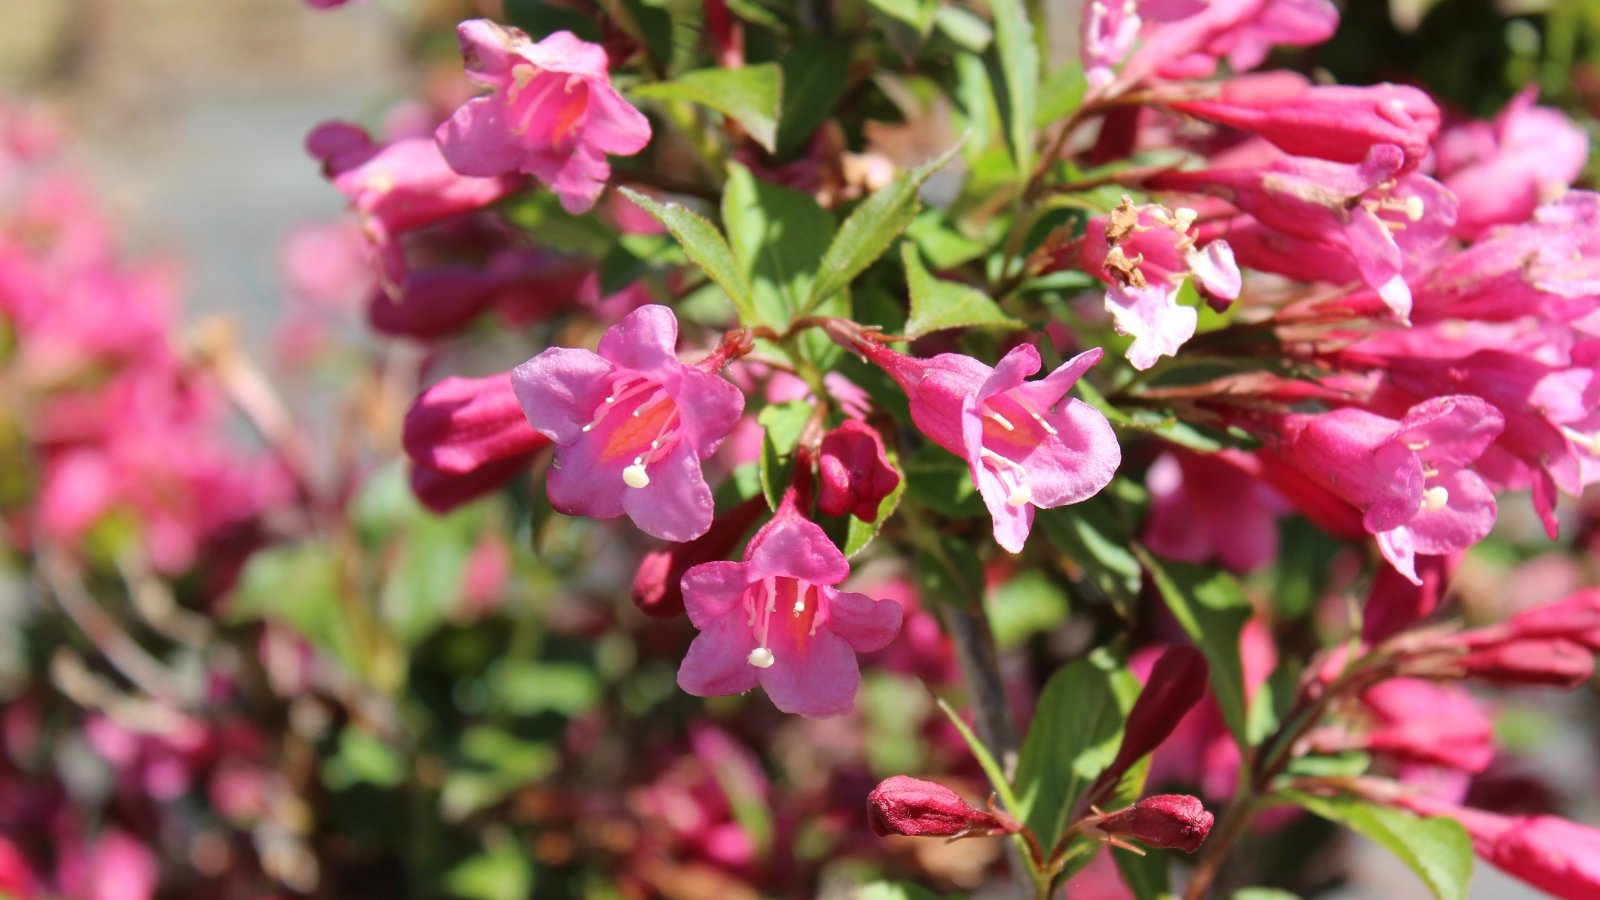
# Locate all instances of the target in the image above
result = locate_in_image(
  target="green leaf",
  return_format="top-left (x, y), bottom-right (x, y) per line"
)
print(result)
top-left (1115, 846), bottom-right (1171, 900)
top-left (633, 63), bottom-right (783, 152)
top-left (988, 0), bottom-right (1039, 176)
top-left (722, 162), bottom-right (835, 325)
top-left (776, 39), bottom-right (851, 156)
top-left (1284, 792), bottom-right (1473, 900)
top-left (1229, 890), bottom-right (1303, 900)
top-left (1013, 647), bottom-right (1141, 850)
top-left (866, 0), bottom-right (937, 35)
top-left (903, 441), bottom-right (983, 517)
top-left (934, 6), bottom-right (993, 51)
top-left (619, 188), bottom-right (755, 323)
top-left (1036, 500), bottom-right (1143, 621)
top-left (902, 243), bottom-right (1021, 338)
top-left (988, 570), bottom-right (1070, 650)
top-left (230, 541), bottom-right (353, 665)
top-left (757, 401), bottom-right (812, 509)
top-left (805, 141), bottom-right (964, 310)
top-left (1135, 547), bottom-right (1257, 746)
top-left (445, 838), bottom-right (534, 900)
top-left (323, 728), bottom-right (406, 790)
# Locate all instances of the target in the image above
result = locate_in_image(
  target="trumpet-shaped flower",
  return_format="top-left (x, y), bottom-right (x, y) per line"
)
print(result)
top-left (512, 305), bottom-right (743, 542)
top-left (437, 21), bottom-right (651, 214)
top-left (676, 510), bottom-right (903, 717)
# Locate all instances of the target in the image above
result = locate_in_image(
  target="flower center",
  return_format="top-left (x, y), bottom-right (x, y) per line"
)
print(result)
top-left (743, 577), bottom-right (825, 668)
top-left (976, 392), bottom-right (1059, 509)
top-left (582, 372), bottom-right (681, 489)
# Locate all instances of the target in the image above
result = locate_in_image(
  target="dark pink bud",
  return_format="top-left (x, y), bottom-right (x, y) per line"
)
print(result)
top-left (631, 495), bottom-right (767, 618)
top-left (866, 775), bottom-right (1019, 838)
top-left (1455, 638), bottom-right (1594, 688)
top-left (1500, 590), bottom-right (1600, 650)
top-left (403, 374), bottom-right (550, 475)
top-left (410, 455), bottom-right (535, 513)
top-left (1094, 794), bottom-right (1214, 854)
top-left (817, 420), bottom-right (900, 522)
top-left (1362, 553), bottom-right (1460, 643)
top-left (1099, 646), bottom-right (1208, 794)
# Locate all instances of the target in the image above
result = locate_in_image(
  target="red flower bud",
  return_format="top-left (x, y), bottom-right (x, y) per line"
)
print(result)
top-left (1497, 589), bottom-right (1600, 650)
top-left (866, 776), bottom-right (1019, 839)
top-left (1362, 552), bottom-right (1458, 644)
top-left (1455, 638), bottom-right (1594, 689)
top-left (1089, 646), bottom-right (1208, 806)
top-left (1093, 794), bottom-right (1214, 854)
top-left (410, 454), bottom-right (535, 513)
top-left (403, 374), bottom-right (550, 475)
top-left (817, 420), bottom-right (900, 522)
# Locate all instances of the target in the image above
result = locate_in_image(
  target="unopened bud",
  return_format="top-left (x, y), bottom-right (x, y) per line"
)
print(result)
top-left (817, 420), bottom-right (900, 522)
top-left (1455, 638), bottom-right (1594, 689)
top-left (1092, 794), bottom-right (1215, 854)
top-left (1089, 646), bottom-right (1208, 806)
top-left (403, 374), bottom-right (549, 475)
top-left (866, 776), bottom-right (1019, 839)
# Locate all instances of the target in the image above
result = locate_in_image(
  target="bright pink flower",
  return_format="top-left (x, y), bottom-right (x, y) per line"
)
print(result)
top-left (1150, 144), bottom-right (1455, 320)
top-left (676, 508), bottom-right (903, 716)
top-left (437, 21), bottom-right (651, 214)
top-left (409, 455), bottom-right (532, 513)
top-left (866, 775), bottom-right (1019, 838)
top-left (817, 420), bottom-right (900, 522)
top-left (1265, 396), bottom-right (1502, 583)
top-left (1399, 795), bottom-right (1600, 900)
top-left (512, 305), bottom-right (743, 542)
top-left (1143, 449), bottom-right (1283, 572)
top-left (1361, 552), bottom-right (1458, 643)
top-left (0, 836), bottom-right (37, 900)
top-left (1452, 637), bottom-right (1594, 688)
top-left (1080, 203), bottom-right (1240, 368)
top-left (853, 340), bottom-right (1120, 553)
top-left (1436, 88), bottom-right (1589, 240)
top-left (1114, 0), bottom-right (1339, 90)
top-left (1160, 72), bottom-right (1439, 171)
top-left (307, 121), bottom-right (518, 249)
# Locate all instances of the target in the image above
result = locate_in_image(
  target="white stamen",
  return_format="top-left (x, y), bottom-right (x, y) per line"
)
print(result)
top-left (1173, 207), bottom-right (1197, 232)
top-left (622, 462), bottom-right (651, 489)
top-left (987, 410), bottom-right (1016, 431)
top-left (1032, 412), bottom-right (1059, 436)
top-left (581, 424), bottom-right (593, 432)
top-left (1007, 484), bottom-right (1033, 507)
top-left (1405, 439), bottom-right (1429, 451)
top-left (747, 647), bottom-right (775, 668)
top-left (1404, 196), bottom-right (1424, 222)
top-left (793, 598), bottom-right (806, 615)
top-left (1421, 485), bottom-right (1449, 512)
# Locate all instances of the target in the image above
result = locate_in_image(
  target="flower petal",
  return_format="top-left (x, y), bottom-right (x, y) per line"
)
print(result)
top-left (512, 346), bottom-right (614, 444)
top-left (681, 561), bottom-right (752, 630)
top-left (620, 439), bottom-right (715, 542)
top-left (744, 514), bottom-right (850, 585)
top-left (759, 628), bottom-right (861, 717)
top-left (436, 96), bottom-right (527, 178)
top-left (824, 588), bottom-right (903, 653)
top-left (678, 617), bottom-right (760, 698)
top-left (597, 304), bottom-right (680, 378)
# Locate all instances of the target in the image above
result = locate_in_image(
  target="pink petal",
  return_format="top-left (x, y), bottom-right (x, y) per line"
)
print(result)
top-left (825, 588), bottom-right (903, 653)
top-left (596, 304), bottom-right (680, 377)
top-left (435, 96), bottom-right (527, 178)
top-left (511, 346), bottom-right (615, 444)
top-left (620, 439), bottom-right (716, 542)
top-left (681, 561), bottom-right (753, 630)
top-left (744, 515), bottom-right (850, 585)
top-left (678, 617), bottom-right (760, 697)
top-left (759, 628), bottom-right (861, 717)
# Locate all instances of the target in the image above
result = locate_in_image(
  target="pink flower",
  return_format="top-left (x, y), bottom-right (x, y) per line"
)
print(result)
top-left (1357, 679), bottom-right (1494, 773)
top-left (1080, 201), bottom-right (1240, 369)
top-left (1436, 88), bottom-right (1589, 240)
top-left (1160, 72), bottom-right (1439, 171)
top-left (852, 339), bottom-right (1120, 553)
top-left (404, 374), bottom-right (551, 478)
top-left (1361, 552), bottom-right (1458, 643)
top-left (1142, 449), bottom-right (1284, 571)
top-left (1113, 0), bottom-right (1339, 91)
top-left (817, 420), bottom-right (900, 522)
top-left (1265, 396), bottom-right (1502, 583)
top-left (436, 21), bottom-right (651, 214)
top-left (1398, 795), bottom-right (1600, 900)
top-left (512, 305), bottom-right (743, 542)
top-left (676, 508), bottom-right (903, 716)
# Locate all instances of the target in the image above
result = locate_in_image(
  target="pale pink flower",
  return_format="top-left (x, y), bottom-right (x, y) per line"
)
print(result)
top-left (437, 21), bottom-right (651, 214)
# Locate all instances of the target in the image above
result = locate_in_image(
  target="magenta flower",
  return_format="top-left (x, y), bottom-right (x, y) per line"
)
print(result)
top-left (1355, 679), bottom-right (1494, 774)
top-left (1436, 88), bottom-right (1590, 240)
top-left (866, 775), bottom-right (1020, 838)
top-left (436, 21), bottom-right (652, 214)
top-left (1143, 449), bottom-right (1284, 572)
top-left (1090, 794), bottom-right (1215, 853)
top-left (676, 509), bottom-right (903, 717)
top-left (1115, 0), bottom-right (1339, 90)
top-left (1268, 396), bottom-right (1503, 583)
top-left (1398, 795), bottom-right (1600, 900)
top-left (853, 340), bottom-right (1120, 553)
top-left (512, 305), bottom-right (743, 542)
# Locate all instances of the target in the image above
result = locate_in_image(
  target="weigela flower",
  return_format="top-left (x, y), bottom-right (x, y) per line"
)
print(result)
top-left (1114, 0), bottom-right (1339, 90)
top-left (1158, 72), bottom-right (1440, 171)
top-left (1354, 679), bottom-right (1494, 773)
top-left (1436, 87), bottom-right (1590, 240)
top-left (852, 339), bottom-right (1120, 553)
top-left (1080, 199), bottom-right (1240, 369)
top-left (403, 374), bottom-right (550, 478)
top-left (1089, 794), bottom-right (1215, 853)
top-left (1265, 395), bottom-right (1503, 583)
top-left (675, 507), bottom-right (903, 717)
top-left (866, 776), bottom-right (1019, 838)
top-left (1361, 552), bottom-right (1458, 643)
top-left (436, 21), bottom-right (652, 214)
top-left (512, 305), bottom-right (743, 542)
top-left (1398, 794), bottom-right (1600, 900)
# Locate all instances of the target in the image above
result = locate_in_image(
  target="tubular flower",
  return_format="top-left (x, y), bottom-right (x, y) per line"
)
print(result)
top-left (1265, 396), bottom-right (1503, 583)
top-left (676, 508), bottom-right (903, 717)
top-left (852, 339), bottom-right (1120, 553)
top-left (1397, 795), bottom-right (1600, 900)
top-left (512, 305), bottom-right (743, 542)
top-left (1436, 87), bottom-right (1590, 240)
top-left (437, 20), bottom-right (652, 214)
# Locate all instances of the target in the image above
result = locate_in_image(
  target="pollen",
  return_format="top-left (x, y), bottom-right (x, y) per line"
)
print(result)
top-left (747, 647), bottom-right (775, 668)
top-left (1421, 485), bottom-right (1449, 512)
top-left (1007, 483), bottom-right (1032, 507)
top-left (622, 462), bottom-right (651, 489)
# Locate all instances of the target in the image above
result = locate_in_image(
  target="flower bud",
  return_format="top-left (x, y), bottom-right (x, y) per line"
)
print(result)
top-left (866, 776), bottom-right (1019, 839)
top-left (403, 374), bottom-right (550, 475)
top-left (410, 454), bottom-right (534, 513)
top-left (1497, 589), bottom-right (1600, 649)
top-left (1097, 646), bottom-right (1208, 797)
top-left (1454, 638), bottom-right (1594, 689)
top-left (817, 420), bottom-right (900, 522)
top-left (1093, 794), bottom-right (1214, 854)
